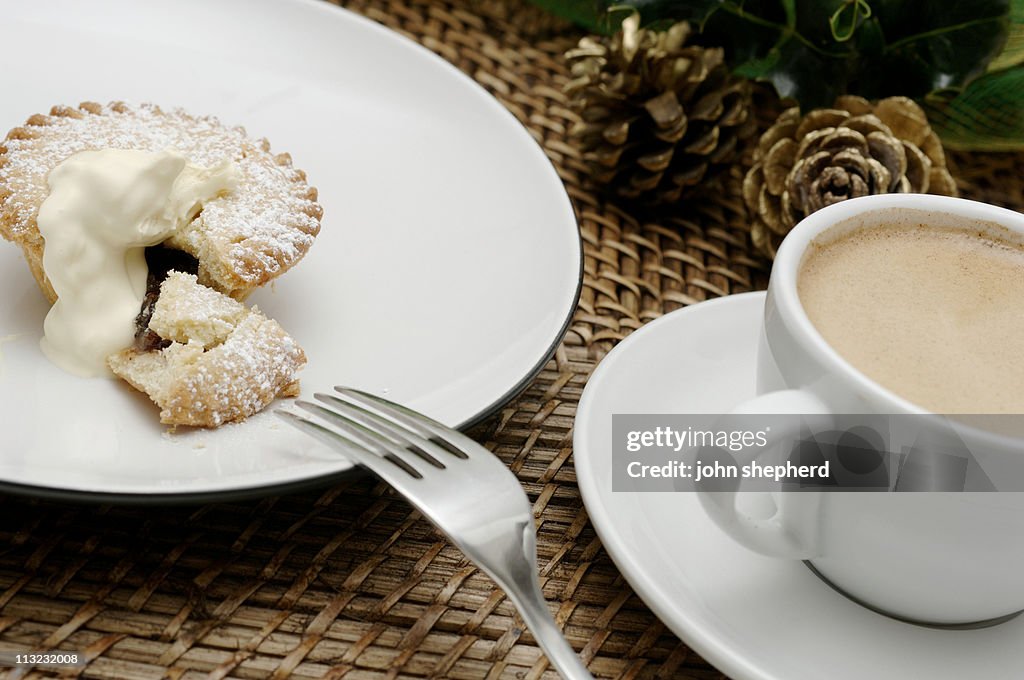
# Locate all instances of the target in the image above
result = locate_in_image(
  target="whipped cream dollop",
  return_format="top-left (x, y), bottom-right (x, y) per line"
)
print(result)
top-left (37, 149), bottom-right (237, 377)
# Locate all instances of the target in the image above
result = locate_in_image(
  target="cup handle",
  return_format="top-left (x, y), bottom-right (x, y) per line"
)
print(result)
top-left (697, 388), bottom-right (832, 560)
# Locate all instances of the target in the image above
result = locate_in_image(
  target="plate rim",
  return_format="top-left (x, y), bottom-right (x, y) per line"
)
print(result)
top-left (0, 0), bottom-right (583, 503)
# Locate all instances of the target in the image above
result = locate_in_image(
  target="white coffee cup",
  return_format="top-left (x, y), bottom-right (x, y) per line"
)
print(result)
top-left (699, 193), bottom-right (1024, 626)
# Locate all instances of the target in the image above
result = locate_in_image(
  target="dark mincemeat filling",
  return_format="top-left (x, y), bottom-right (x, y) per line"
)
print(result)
top-left (133, 246), bottom-right (199, 351)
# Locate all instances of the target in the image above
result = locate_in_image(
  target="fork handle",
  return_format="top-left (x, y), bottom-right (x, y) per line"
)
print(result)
top-left (502, 574), bottom-right (593, 680)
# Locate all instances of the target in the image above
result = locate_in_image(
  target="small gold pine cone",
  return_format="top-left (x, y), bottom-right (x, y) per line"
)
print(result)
top-left (564, 13), bottom-right (756, 205)
top-left (743, 95), bottom-right (957, 258)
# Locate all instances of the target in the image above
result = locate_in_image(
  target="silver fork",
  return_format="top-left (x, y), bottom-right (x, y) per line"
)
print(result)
top-left (278, 387), bottom-right (593, 680)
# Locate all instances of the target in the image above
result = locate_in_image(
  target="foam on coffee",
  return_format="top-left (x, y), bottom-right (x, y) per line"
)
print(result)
top-left (798, 221), bottom-right (1024, 414)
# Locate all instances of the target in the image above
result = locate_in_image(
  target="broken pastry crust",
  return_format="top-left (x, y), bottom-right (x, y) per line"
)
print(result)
top-left (108, 272), bottom-right (305, 427)
top-left (0, 101), bottom-right (322, 302)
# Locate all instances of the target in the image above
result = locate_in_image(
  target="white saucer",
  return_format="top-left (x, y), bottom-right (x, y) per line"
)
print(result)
top-left (573, 292), bottom-right (1024, 680)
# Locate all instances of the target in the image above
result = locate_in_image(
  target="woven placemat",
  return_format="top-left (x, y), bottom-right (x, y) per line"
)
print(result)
top-left (2, 1), bottom-right (1022, 679)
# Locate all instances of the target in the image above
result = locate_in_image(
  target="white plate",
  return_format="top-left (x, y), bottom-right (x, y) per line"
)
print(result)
top-left (0, 0), bottom-right (580, 500)
top-left (573, 293), bottom-right (1024, 680)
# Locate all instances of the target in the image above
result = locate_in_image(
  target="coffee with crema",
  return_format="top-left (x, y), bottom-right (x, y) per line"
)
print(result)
top-left (797, 222), bottom-right (1024, 414)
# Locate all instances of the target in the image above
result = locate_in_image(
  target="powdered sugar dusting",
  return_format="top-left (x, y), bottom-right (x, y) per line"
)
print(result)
top-left (151, 271), bottom-right (247, 348)
top-left (108, 273), bottom-right (305, 428)
top-left (165, 312), bottom-right (305, 427)
top-left (167, 313), bottom-right (301, 426)
top-left (0, 102), bottom-right (321, 296)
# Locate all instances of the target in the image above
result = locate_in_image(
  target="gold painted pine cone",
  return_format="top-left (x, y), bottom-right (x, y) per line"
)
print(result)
top-left (743, 95), bottom-right (957, 258)
top-left (564, 14), bottom-right (755, 205)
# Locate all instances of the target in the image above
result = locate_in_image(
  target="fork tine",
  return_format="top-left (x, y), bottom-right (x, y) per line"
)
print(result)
top-left (333, 387), bottom-right (472, 459)
top-left (313, 392), bottom-right (445, 469)
top-left (293, 400), bottom-right (435, 479)
top-left (295, 401), bottom-right (390, 455)
top-left (333, 387), bottom-right (439, 434)
top-left (275, 410), bottom-right (422, 480)
top-left (319, 391), bottom-right (472, 468)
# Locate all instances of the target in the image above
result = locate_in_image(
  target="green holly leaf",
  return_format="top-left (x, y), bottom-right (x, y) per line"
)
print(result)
top-left (523, 0), bottom-right (722, 33)
top-left (925, 66), bottom-right (1024, 150)
top-left (525, 0), bottom-right (609, 32)
top-left (734, 33), bottom-right (853, 107)
top-left (618, 0), bottom-right (723, 28)
top-left (856, 0), bottom-right (1009, 97)
top-left (988, 0), bottom-right (1024, 70)
top-left (673, 0), bottom-right (854, 106)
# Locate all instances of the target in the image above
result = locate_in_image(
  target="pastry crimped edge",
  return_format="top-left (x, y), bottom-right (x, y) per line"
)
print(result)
top-left (0, 101), bottom-right (323, 303)
top-left (108, 272), bottom-right (305, 428)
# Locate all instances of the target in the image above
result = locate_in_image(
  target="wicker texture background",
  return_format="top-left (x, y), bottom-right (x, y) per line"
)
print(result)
top-left (1, 1), bottom-right (1022, 679)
